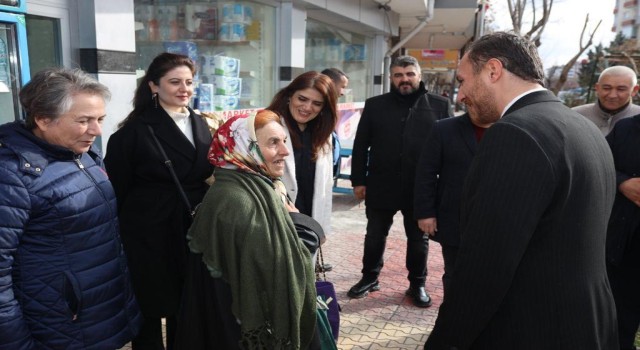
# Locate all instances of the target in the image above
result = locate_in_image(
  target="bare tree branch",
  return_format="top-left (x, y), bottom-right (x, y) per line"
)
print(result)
top-left (608, 38), bottom-right (640, 71)
top-left (529, 0), bottom-right (537, 36)
top-left (526, 0), bottom-right (553, 46)
top-left (508, 0), bottom-right (525, 34)
top-left (507, 0), bottom-right (553, 47)
top-left (551, 16), bottom-right (602, 94)
top-left (621, 52), bottom-right (639, 73)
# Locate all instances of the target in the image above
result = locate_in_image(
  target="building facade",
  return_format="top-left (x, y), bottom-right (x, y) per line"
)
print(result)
top-left (613, 0), bottom-right (639, 39)
top-left (0, 0), bottom-right (477, 149)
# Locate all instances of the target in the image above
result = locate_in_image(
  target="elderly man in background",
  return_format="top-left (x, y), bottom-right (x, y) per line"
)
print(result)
top-left (573, 65), bottom-right (640, 135)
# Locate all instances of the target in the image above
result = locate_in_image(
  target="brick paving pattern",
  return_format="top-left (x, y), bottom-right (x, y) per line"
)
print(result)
top-left (329, 192), bottom-right (443, 350)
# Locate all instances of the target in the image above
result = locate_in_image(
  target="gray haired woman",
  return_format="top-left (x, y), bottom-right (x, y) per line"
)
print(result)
top-left (0, 67), bottom-right (141, 349)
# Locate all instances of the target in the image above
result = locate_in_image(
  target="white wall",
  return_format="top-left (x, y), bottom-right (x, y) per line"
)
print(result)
top-left (72, 0), bottom-right (137, 152)
top-left (98, 73), bottom-right (136, 151)
top-left (94, 0), bottom-right (136, 51)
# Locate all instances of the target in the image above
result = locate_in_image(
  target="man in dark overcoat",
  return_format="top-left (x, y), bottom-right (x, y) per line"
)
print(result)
top-left (348, 55), bottom-right (451, 307)
top-left (605, 115), bottom-right (640, 350)
top-left (413, 112), bottom-right (492, 295)
top-left (425, 32), bottom-right (619, 349)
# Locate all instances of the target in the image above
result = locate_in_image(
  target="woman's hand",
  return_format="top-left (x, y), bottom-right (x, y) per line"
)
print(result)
top-left (284, 199), bottom-right (299, 213)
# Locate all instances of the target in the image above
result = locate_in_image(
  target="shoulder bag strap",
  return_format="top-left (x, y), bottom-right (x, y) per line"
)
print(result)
top-left (147, 125), bottom-right (196, 218)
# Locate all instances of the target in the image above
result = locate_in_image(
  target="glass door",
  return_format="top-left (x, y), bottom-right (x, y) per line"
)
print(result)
top-left (26, 14), bottom-right (62, 75)
top-left (0, 11), bottom-right (29, 124)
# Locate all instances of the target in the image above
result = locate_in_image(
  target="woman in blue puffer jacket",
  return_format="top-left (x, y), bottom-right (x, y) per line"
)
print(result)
top-left (0, 67), bottom-right (142, 349)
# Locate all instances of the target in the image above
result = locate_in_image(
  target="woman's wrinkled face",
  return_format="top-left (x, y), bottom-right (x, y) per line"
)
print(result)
top-left (256, 121), bottom-right (290, 178)
top-left (149, 65), bottom-right (194, 113)
top-left (288, 88), bottom-right (324, 130)
top-left (33, 92), bottom-right (105, 154)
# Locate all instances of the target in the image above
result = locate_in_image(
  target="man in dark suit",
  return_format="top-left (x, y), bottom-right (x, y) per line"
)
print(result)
top-left (425, 32), bottom-right (619, 349)
top-left (413, 112), bottom-right (492, 295)
top-left (348, 55), bottom-right (451, 307)
top-left (605, 116), bottom-right (640, 350)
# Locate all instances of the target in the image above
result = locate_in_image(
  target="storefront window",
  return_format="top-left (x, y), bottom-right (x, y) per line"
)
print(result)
top-left (134, 0), bottom-right (275, 111)
top-left (26, 15), bottom-right (62, 77)
top-left (305, 19), bottom-right (371, 103)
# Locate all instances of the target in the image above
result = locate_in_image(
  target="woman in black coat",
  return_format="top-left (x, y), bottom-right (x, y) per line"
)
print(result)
top-left (104, 52), bottom-right (214, 350)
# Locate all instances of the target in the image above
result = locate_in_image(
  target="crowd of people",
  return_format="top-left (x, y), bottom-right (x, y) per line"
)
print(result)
top-left (0, 30), bottom-right (638, 350)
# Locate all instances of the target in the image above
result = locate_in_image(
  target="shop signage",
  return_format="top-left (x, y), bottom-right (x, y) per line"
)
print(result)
top-left (406, 48), bottom-right (459, 70)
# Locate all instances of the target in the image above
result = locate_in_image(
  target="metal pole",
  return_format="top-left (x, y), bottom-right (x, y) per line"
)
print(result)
top-left (477, 0), bottom-right (487, 38)
top-left (382, 0), bottom-right (435, 93)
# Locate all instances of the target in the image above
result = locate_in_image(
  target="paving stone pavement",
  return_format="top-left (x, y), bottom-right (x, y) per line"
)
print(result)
top-left (119, 187), bottom-right (444, 350)
top-left (328, 191), bottom-right (443, 350)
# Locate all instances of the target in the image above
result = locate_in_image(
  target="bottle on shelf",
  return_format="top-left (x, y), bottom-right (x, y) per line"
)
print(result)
top-left (148, 17), bottom-right (159, 41)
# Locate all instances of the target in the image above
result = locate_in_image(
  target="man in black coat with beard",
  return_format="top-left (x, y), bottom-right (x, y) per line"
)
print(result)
top-left (348, 55), bottom-right (451, 307)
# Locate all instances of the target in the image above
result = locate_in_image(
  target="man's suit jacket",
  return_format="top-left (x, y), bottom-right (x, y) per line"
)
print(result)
top-left (414, 113), bottom-right (477, 247)
top-left (351, 82), bottom-right (450, 211)
top-left (425, 90), bottom-right (619, 350)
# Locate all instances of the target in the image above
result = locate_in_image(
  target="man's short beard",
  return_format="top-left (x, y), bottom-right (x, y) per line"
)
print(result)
top-left (392, 82), bottom-right (418, 95)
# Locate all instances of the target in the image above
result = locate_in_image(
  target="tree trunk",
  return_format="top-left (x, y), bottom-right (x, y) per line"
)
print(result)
top-left (551, 16), bottom-right (601, 95)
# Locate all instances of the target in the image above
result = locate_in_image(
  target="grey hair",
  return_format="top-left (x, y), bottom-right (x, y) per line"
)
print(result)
top-left (20, 67), bottom-right (111, 129)
top-left (598, 66), bottom-right (638, 86)
top-left (390, 55), bottom-right (421, 70)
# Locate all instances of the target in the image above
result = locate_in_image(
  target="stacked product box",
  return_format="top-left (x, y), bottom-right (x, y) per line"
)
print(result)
top-left (163, 41), bottom-right (199, 64)
top-left (218, 2), bottom-right (253, 42)
top-left (136, 3), bottom-right (217, 41)
top-left (198, 83), bottom-right (215, 113)
top-left (200, 54), bottom-right (241, 111)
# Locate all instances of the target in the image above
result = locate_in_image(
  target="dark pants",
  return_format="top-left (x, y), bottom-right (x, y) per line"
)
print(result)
top-left (607, 230), bottom-right (640, 350)
top-left (132, 316), bottom-right (177, 350)
top-left (440, 244), bottom-right (459, 297)
top-left (361, 207), bottom-right (429, 286)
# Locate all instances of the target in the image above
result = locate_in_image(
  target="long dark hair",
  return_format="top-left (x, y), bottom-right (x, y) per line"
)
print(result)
top-left (118, 52), bottom-right (196, 128)
top-left (267, 71), bottom-right (337, 160)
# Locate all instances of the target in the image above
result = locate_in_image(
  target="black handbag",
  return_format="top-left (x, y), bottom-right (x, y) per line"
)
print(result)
top-left (290, 212), bottom-right (325, 255)
top-left (147, 125), bottom-right (198, 219)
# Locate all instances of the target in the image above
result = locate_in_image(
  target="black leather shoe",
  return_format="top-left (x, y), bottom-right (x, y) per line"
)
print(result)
top-left (406, 286), bottom-right (432, 308)
top-left (347, 278), bottom-right (380, 299)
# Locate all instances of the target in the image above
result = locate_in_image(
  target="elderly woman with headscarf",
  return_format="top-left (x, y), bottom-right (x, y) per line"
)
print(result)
top-left (174, 109), bottom-right (327, 350)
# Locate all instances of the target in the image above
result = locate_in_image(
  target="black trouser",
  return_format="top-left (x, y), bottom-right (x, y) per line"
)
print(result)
top-left (132, 316), bottom-right (177, 350)
top-left (440, 244), bottom-right (459, 298)
top-left (361, 207), bottom-right (429, 286)
top-left (607, 230), bottom-right (640, 350)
